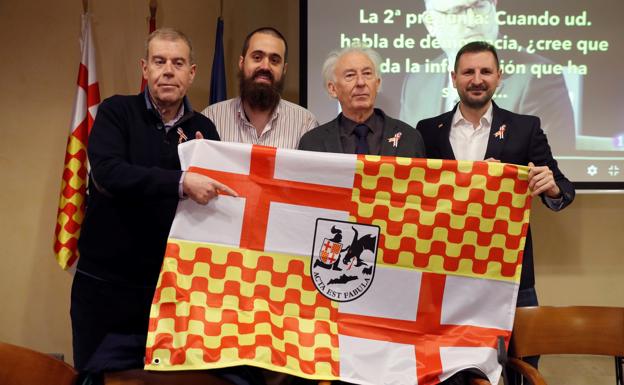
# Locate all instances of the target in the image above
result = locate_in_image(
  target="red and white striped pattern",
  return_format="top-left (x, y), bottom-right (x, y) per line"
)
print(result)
top-left (202, 97), bottom-right (318, 149)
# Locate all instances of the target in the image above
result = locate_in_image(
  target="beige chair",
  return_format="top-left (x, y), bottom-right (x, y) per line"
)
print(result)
top-left (507, 306), bottom-right (624, 385)
top-left (0, 341), bottom-right (78, 385)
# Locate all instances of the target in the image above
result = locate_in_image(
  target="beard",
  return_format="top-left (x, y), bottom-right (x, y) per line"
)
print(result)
top-left (459, 85), bottom-right (495, 109)
top-left (238, 69), bottom-right (285, 112)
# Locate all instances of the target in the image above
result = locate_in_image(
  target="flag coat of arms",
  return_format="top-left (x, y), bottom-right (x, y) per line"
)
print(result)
top-left (145, 140), bottom-right (531, 385)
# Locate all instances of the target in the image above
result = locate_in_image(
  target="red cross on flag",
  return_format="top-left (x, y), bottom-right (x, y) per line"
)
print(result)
top-left (145, 140), bottom-right (532, 385)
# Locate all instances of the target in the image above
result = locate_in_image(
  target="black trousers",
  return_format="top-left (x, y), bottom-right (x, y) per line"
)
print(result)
top-left (70, 271), bottom-right (263, 385)
top-left (70, 271), bottom-right (155, 372)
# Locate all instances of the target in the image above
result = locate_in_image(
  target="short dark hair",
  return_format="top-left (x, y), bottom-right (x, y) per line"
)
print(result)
top-left (454, 41), bottom-right (499, 72)
top-left (241, 27), bottom-right (288, 62)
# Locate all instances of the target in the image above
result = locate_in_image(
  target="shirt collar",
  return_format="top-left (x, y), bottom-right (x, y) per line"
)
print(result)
top-left (236, 97), bottom-right (281, 125)
top-left (452, 102), bottom-right (493, 128)
top-left (339, 109), bottom-right (381, 136)
top-left (143, 88), bottom-right (192, 125)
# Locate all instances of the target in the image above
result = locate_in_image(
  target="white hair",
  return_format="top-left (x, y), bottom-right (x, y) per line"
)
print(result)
top-left (321, 46), bottom-right (383, 92)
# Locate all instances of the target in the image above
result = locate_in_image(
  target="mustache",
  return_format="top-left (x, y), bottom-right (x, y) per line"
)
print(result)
top-left (252, 69), bottom-right (274, 82)
top-left (467, 84), bottom-right (488, 91)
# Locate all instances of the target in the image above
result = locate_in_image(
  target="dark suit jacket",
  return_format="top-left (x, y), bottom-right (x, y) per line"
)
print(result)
top-left (401, 51), bottom-right (576, 155)
top-left (298, 108), bottom-right (426, 158)
top-left (416, 102), bottom-right (575, 291)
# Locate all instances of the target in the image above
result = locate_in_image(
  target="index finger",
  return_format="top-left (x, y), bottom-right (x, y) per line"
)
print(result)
top-left (215, 181), bottom-right (238, 197)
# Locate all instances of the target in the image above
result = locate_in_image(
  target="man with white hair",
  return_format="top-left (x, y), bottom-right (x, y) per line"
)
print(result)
top-left (299, 46), bottom-right (424, 157)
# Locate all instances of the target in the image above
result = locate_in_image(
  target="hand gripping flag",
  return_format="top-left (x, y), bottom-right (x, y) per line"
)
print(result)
top-left (54, 13), bottom-right (100, 270)
top-left (145, 141), bottom-right (532, 385)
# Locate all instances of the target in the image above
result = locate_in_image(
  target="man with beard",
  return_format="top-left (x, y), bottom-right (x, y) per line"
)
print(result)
top-left (202, 27), bottom-right (317, 149)
top-left (201, 27), bottom-right (321, 385)
top-left (401, 0), bottom-right (576, 155)
top-left (416, 41), bottom-right (575, 384)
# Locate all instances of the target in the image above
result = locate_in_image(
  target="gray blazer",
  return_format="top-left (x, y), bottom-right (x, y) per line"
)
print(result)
top-left (298, 109), bottom-right (425, 158)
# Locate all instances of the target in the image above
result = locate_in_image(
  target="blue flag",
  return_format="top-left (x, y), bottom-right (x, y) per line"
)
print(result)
top-left (209, 17), bottom-right (227, 105)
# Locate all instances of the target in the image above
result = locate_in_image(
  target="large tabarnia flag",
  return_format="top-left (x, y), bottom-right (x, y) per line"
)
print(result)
top-left (54, 13), bottom-right (100, 270)
top-left (145, 140), bottom-right (532, 385)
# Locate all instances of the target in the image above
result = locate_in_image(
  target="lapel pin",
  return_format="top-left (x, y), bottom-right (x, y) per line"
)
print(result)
top-left (438, 123), bottom-right (444, 128)
top-left (494, 124), bottom-right (507, 140)
top-left (177, 127), bottom-right (188, 144)
top-left (388, 132), bottom-right (402, 148)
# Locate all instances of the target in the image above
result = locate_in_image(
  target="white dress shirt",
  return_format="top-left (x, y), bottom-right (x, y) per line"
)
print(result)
top-left (449, 103), bottom-right (493, 161)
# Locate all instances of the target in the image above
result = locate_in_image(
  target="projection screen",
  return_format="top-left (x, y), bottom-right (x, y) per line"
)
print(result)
top-left (302, 0), bottom-right (624, 188)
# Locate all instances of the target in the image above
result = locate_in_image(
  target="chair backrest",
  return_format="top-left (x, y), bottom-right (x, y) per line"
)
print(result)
top-left (0, 341), bottom-right (77, 385)
top-left (510, 306), bottom-right (624, 358)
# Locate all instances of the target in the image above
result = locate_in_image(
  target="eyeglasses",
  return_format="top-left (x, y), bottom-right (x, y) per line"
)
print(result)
top-left (430, 0), bottom-right (494, 16)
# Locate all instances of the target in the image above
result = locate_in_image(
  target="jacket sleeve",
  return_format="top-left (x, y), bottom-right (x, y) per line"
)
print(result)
top-left (87, 97), bottom-right (182, 199)
top-left (415, 119), bottom-right (436, 159)
top-left (527, 116), bottom-right (575, 211)
top-left (297, 130), bottom-right (316, 151)
top-left (411, 124), bottom-right (427, 158)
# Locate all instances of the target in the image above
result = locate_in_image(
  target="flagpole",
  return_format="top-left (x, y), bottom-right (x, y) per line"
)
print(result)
top-left (209, 1), bottom-right (227, 104)
top-left (149, 0), bottom-right (157, 21)
top-left (140, 0), bottom-right (158, 91)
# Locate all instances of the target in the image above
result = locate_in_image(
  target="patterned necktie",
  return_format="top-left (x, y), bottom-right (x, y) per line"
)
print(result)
top-left (354, 124), bottom-right (370, 155)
